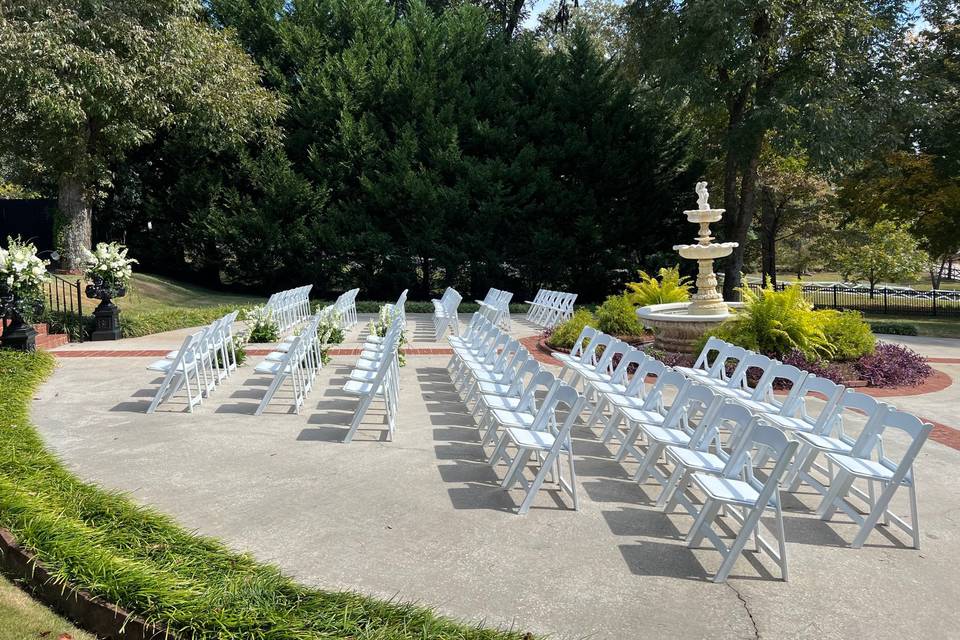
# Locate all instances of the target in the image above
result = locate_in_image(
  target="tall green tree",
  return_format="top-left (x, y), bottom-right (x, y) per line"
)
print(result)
top-left (624, 0), bottom-right (910, 299)
top-left (830, 220), bottom-right (928, 296)
top-left (0, 0), bottom-right (281, 270)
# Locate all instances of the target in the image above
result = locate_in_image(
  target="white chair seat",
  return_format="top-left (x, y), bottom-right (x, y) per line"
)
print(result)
top-left (343, 379), bottom-right (384, 396)
top-left (675, 365), bottom-right (710, 379)
top-left (620, 406), bottom-right (666, 425)
top-left (794, 432), bottom-right (854, 454)
top-left (490, 408), bottom-right (536, 429)
top-left (553, 353), bottom-right (578, 364)
top-left (350, 369), bottom-right (378, 382)
top-left (692, 473), bottom-right (770, 508)
top-left (605, 393), bottom-right (647, 410)
top-left (666, 446), bottom-right (726, 473)
top-left (763, 413), bottom-right (816, 433)
top-left (713, 386), bottom-right (753, 401)
top-left (264, 351), bottom-right (287, 362)
top-left (589, 381), bottom-right (627, 395)
top-left (476, 380), bottom-right (512, 395)
top-left (825, 454), bottom-right (898, 482)
top-left (639, 424), bottom-right (691, 446)
top-left (580, 369), bottom-right (613, 383)
top-left (254, 360), bottom-right (289, 375)
top-left (470, 368), bottom-right (508, 383)
top-left (147, 359), bottom-right (193, 373)
top-left (480, 395), bottom-right (523, 411)
top-left (505, 427), bottom-right (567, 452)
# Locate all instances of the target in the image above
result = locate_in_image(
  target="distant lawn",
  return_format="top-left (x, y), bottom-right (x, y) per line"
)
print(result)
top-left (864, 314), bottom-right (960, 339)
top-left (749, 271), bottom-right (960, 291)
top-left (115, 273), bottom-right (263, 315)
top-left (0, 575), bottom-right (95, 640)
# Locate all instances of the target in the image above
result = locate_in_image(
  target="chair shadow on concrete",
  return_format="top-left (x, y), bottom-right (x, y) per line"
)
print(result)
top-left (214, 402), bottom-right (260, 415)
top-left (109, 399), bottom-right (154, 413)
top-left (418, 365), bottom-right (519, 511)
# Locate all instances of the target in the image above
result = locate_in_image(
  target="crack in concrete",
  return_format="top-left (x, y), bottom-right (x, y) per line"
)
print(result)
top-left (726, 582), bottom-right (760, 640)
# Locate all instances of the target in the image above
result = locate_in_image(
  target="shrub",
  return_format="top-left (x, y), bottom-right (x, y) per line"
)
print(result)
top-left (120, 305), bottom-right (237, 338)
top-left (780, 349), bottom-right (856, 385)
top-left (625, 266), bottom-right (692, 307)
top-left (818, 310), bottom-right (875, 361)
top-left (855, 342), bottom-right (933, 387)
top-left (704, 285), bottom-right (832, 360)
top-left (547, 309), bottom-right (595, 349)
top-left (595, 294), bottom-right (646, 336)
top-left (244, 306), bottom-right (280, 343)
top-left (869, 321), bottom-right (919, 336)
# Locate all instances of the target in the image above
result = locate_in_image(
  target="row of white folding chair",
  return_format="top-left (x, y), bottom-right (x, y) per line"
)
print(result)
top-left (432, 286), bottom-right (462, 340)
top-left (679, 336), bottom-right (932, 549)
top-left (265, 285), bottom-right (313, 332)
top-left (524, 289), bottom-right (577, 328)
top-left (475, 288), bottom-right (513, 329)
top-left (253, 312), bottom-right (325, 415)
top-left (343, 306), bottom-right (403, 442)
top-left (560, 325), bottom-right (932, 579)
top-left (446, 313), bottom-right (585, 514)
top-left (146, 310), bottom-right (240, 413)
top-left (332, 288), bottom-right (359, 328)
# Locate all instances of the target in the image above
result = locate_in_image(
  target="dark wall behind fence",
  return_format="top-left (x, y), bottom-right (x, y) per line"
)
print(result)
top-left (0, 199), bottom-right (56, 251)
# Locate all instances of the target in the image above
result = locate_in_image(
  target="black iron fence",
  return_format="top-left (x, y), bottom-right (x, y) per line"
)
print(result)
top-left (742, 282), bottom-right (960, 317)
top-left (41, 274), bottom-right (86, 341)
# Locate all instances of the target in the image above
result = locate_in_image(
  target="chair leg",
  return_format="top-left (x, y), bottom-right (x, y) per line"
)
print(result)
top-left (344, 394), bottom-right (374, 443)
top-left (686, 498), bottom-right (721, 548)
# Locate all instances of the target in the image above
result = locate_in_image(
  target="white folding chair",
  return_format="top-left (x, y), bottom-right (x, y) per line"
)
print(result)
top-left (495, 382), bottom-right (586, 515)
top-left (146, 329), bottom-right (207, 413)
top-left (684, 423), bottom-right (798, 582)
top-left (816, 408), bottom-right (932, 548)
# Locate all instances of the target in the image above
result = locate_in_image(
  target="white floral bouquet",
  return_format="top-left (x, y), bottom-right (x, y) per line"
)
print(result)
top-left (243, 305), bottom-right (279, 343)
top-left (83, 242), bottom-right (137, 292)
top-left (0, 237), bottom-right (49, 319)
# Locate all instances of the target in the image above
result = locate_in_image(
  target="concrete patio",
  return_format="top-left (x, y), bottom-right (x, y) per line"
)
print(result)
top-left (31, 316), bottom-right (960, 639)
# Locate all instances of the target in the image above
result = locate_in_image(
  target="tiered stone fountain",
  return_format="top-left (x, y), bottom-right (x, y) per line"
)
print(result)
top-left (636, 182), bottom-right (741, 353)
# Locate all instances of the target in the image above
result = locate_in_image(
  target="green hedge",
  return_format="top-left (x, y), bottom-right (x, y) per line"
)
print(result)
top-left (120, 305), bottom-right (240, 339)
top-left (869, 321), bottom-right (919, 336)
top-left (0, 350), bottom-right (525, 639)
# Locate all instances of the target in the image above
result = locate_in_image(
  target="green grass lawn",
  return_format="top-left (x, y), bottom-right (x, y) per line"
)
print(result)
top-left (750, 271), bottom-right (960, 291)
top-left (0, 350), bottom-right (527, 640)
top-left (864, 314), bottom-right (960, 339)
top-left (0, 575), bottom-right (95, 640)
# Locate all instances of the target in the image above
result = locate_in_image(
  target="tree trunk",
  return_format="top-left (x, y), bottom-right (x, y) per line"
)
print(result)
top-left (58, 174), bottom-right (92, 273)
top-left (722, 144), bottom-right (762, 300)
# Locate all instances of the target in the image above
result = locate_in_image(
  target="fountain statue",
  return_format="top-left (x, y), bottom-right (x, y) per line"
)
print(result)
top-left (635, 183), bottom-right (741, 353)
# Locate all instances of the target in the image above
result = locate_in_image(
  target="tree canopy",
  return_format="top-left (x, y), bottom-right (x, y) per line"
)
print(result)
top-left (0, 0), bottom-right (281, 269)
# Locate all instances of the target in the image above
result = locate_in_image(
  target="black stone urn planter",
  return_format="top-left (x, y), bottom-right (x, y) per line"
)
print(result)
top-left (85, 278), bottom-right (127, 341)
top-left (0, 288), bottom-right (41, 352)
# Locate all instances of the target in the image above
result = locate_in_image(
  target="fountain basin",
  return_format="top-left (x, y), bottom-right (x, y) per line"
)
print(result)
top-left (636, 301), bottom-right (744, 354)
top-left (674, 243), bottom-right (737, 260)
top-left (683, 208), bottom-right (725, 224)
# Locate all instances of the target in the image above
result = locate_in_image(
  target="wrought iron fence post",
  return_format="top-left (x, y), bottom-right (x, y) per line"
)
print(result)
top-left (883, 288), bottom-right (888, 314)
top-left (833, 284), bottom-right (838, 309)
top-left (75, 279), bottom-right (84, 342)
top-left (932, 289), bottom-right (938, 316)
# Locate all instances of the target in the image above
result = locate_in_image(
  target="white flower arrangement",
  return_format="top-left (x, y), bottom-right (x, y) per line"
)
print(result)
top-left (82, 241), bottom-right (137, 290)
top-left (0, 237), bottom-right (49, 306)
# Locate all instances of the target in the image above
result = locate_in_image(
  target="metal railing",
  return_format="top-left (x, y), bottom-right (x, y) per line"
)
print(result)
top-left (41, 274), bottom-right (85, 341)
top-left (742, 281), bottom-right (960, 317)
